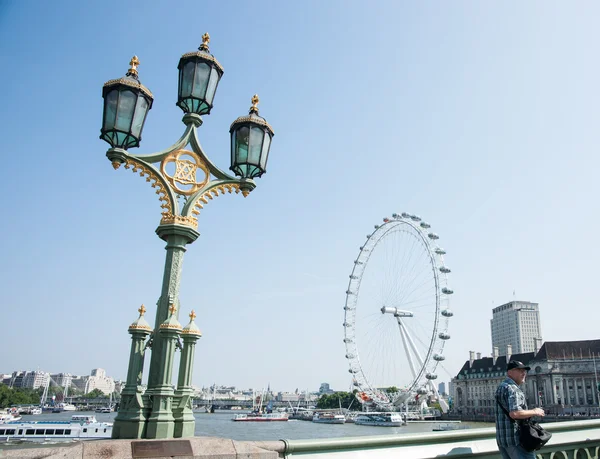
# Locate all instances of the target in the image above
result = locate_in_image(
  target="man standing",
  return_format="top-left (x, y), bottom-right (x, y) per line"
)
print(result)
top-left (496, 360), bottom-right (545, 459)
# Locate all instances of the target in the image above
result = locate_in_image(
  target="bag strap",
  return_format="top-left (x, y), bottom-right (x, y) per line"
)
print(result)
top-left (496, 394), bottom-right (515, 424)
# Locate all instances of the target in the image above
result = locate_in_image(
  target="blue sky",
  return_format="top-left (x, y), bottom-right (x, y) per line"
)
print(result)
top-left (1, 1), bottom-right (599, 393)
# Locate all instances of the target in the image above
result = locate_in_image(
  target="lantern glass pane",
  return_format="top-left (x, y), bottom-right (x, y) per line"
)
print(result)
top-left (230, 129), bottom-right (236, 168)
top-left (205, 68), bottom-right (219, 104)
top-left (192, 63), bottom-right (210, 98)
top-left (131, 96), bottom-right (149, 138)
top-left (249, 127), bottom-right (264, 164)
top-left (260, 133), bottom-right (271, 170)
top-left (103, 90), bottom-right (118, 130)
top-left (181, 61), bottom-right (195, 97)
top-left (115, 90), bottom-right (136, 132)
top-left (235, 126), bottom-right (249, 163)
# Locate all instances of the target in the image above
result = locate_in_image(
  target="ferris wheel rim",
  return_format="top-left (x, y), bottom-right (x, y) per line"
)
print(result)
top-left (343, 214), bottom-right (452, 408)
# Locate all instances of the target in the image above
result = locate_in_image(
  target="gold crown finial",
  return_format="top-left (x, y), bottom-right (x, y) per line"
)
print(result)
top-left (189, 310), bottom-right (197, 321)
top-left (168, 303), bottom-right (177, 315)
top-left (250, 94), bottom-right (259, 114)
top-left (200, 33), bottom-right (210, 51)
top-left (128, 56), bottom-right (140, 76)
top-left (138, 304), bottom-right (146, 316)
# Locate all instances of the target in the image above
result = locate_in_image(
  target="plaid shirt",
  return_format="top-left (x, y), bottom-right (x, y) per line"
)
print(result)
top-left (495, 377), bottom-right (526, 447)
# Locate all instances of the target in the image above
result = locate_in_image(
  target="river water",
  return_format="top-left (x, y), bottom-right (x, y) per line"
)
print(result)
top-left (10, 411), bottom-right (492, 442)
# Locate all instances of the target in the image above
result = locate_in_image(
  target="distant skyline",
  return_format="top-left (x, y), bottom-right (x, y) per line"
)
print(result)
top-left (1, 1), bottom-right (599, 393)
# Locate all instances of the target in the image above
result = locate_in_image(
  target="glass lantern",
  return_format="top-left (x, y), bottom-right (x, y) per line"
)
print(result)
top-left (100, 56), bottom-right (153, 149)
top-left (230, 95), bottom-right (274, 179)
top-left (176, 34), bottom-right (224, 116)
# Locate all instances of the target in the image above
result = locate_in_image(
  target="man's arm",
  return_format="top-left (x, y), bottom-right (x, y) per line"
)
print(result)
top-left (506, 386), bottom-right (545, 419)
top-left (509, 408), bottom-right (545, 420)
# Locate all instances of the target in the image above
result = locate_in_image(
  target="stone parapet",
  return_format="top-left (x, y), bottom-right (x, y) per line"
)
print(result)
top-left (0, 436), bottom-right (284, 458)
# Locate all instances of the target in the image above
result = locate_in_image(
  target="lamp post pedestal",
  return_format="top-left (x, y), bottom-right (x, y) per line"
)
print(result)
top-left (112, 307), bottom-right (152, 439)
top-left (174, 316), bottom-right (201, 438)
top-left (145, 305), bottom-right (183, 439)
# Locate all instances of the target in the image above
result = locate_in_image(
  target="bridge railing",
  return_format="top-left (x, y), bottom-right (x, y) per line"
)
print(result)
top-left (278, 419), bottom-right (600, 458)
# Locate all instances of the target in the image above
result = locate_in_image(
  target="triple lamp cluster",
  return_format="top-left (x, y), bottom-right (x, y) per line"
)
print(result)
top-left (100, 32), bottom-right (274, 184)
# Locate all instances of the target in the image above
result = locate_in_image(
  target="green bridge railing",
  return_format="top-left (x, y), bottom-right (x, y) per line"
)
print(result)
top-left (278, 419), bottom-right (600, 458)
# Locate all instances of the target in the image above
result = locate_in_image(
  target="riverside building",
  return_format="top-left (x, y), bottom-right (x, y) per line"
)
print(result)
top-left (451, 340), bottom-right (600, 415)
top-left (491, 300), bottom-right (542, 355)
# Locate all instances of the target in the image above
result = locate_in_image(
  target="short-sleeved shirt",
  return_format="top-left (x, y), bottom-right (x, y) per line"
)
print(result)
top-left (495, 376), bottom-right (527, 447)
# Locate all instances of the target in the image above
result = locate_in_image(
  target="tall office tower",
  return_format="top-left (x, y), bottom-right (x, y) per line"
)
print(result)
top-left (491, 301), bottom-right (543, 355)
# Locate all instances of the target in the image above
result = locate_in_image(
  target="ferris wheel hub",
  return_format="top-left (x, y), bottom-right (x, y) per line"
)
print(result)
top-left (381, 306), bottom-right (414, 317)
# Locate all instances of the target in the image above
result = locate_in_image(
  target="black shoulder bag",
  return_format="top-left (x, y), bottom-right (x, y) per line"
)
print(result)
top-left (496, 396), bottom-right (552, 452)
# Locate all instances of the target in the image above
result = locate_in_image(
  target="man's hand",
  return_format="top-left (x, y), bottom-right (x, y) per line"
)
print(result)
top-left (532, 408), bottom-right (545, 417)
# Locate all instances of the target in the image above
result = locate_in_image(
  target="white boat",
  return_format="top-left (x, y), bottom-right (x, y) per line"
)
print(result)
top-left (232, 412), bottom-right (288, 422)
top-left (0, 414), bottom-right (112, 441)
top-left (232, 388), bottom-right (288, 422)
top-left (312, 412), bottom-right (346, 424)
top-left (0, 413), bottom-right (22, 424)
top-left (60, 403), bottom-right (77, 411)
top-left (354, 412), bottom-right (405, 427)
top-left (95, 407), bottom-right (112, 414)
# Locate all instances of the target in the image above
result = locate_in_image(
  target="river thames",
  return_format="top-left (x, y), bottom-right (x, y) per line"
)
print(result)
top-left (12, 411), bottom-right (492, 442)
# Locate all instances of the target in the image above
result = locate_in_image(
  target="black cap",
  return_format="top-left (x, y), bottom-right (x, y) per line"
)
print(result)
top-left (507, 360), bottom-right (531, 371)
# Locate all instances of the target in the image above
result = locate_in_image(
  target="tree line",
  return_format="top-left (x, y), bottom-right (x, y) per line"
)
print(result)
top-left (315, 387), bottom-right (400, 410)
top-left (0, 384), bottom-right (114, 409)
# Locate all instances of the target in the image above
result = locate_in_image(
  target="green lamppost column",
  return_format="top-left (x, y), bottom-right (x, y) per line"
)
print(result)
top-left (174, 310), bottom-right (202, 437)
top-left (112, 305), bottom-right (152, 439)
top-left (145, 304), bottom-right (182, 439)
top-left (100, 34), bottom-right (274, 440)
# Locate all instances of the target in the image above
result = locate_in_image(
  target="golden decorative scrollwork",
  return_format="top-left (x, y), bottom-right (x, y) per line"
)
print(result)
top-left (160, 212), bottom-right (198, 228)
top-left (123, 159), bottom-right (173, 218)
top-left (190, 183), bottom-right (247, 217)
top-left (160, 149), bottom-right (210, 196)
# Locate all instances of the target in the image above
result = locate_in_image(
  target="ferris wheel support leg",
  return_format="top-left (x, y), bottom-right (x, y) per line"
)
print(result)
top-left (397, 319), bottom-right (417, 381)
top-left (401, 320), bottom-right (425, 368)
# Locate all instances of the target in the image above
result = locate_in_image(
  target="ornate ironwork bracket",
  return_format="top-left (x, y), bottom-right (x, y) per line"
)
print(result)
top-left (106, 113), bottom-right (256, 231)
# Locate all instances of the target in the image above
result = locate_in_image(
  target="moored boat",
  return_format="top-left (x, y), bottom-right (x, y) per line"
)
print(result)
top-left (232, 412), bottom-right (288, 422)
top-left (354, 412), bottom-right (405, 427)
top-left (312, 412), bottom-right (346, 424)
top-left (0, 413), bottom-right (22, 424)
top-left (0, 414), bottom-right (112, 441)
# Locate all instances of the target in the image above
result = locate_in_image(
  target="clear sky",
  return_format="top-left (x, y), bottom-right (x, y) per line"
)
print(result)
top-left (1, 1), bottom-right (599, 394)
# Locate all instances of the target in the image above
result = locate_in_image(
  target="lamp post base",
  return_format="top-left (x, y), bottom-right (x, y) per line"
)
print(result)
top-left (112, 418), bottom-right (147, 439)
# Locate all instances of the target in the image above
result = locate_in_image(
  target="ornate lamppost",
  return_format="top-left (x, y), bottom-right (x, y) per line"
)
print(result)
top-left (100, 34), bottom-right (274, 440)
